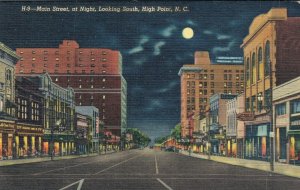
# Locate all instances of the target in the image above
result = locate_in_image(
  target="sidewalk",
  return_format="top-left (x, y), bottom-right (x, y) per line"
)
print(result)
top-left (180, 150), bottom-right (300, 179)
top-left (0, 150), bottom-right (116, 167)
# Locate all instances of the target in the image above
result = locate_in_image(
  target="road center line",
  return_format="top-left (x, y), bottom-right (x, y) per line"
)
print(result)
top-left (58, 178), bottom-right (84, 190)
top-left (93, 154), bottom-right (144, 175)
top-left (155, 154), bottom-right (159, 174)
top-left (157, 178), bottom-right (173, 190)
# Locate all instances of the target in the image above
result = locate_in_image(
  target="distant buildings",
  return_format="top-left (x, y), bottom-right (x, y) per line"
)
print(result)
top-left (178, 51), bottom-right (244, 138)
top-left (15, 40), bottom-right (127, 136)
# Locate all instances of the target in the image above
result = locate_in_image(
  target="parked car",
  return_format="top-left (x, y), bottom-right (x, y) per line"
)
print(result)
top-left (165, 146), bottom-right (175, 152)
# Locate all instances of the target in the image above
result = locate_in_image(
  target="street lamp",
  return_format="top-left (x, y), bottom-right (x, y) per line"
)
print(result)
top-left (50, 119), bottom-right (61, 161)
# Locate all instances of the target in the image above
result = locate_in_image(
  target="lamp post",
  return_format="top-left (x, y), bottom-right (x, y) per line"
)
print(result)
top-left (50, 119), bottom-right (61, 161)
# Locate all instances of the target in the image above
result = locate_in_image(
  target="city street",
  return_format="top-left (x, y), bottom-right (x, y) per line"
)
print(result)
top-left (1, 149), bottom-right (300, 190)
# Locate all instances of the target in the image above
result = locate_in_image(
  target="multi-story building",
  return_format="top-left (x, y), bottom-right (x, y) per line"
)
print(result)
top-left (75, 106), bottom-right (99, 153)
top-left (15, 76), bottom-right (44, 158)
top-left (178, 51), bottom-right (244, 137)
top-left (240, 8), bottom-right (300, 161)
top-left (209, 93), bottom-right (237, 155)
top-left (30, 73), bottom-right (76, 156)
top-left (226, 93), bottom-right (245, 158)
top-left (273, 76), bottom-right (300, 164)
top-left (0, 43), bottom-right (20, 160)
top-left (15, 40), bottom-right (127, 136)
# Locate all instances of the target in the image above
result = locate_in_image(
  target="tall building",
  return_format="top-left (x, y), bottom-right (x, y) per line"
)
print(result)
top-left (15, 40), bottom-right (127, 136)
top-left (178, 51), bottom-right (244, 137)
top-left (0, 43), bottom-right (20, 160)
top-left (240, 8), bottom-right (300, 160)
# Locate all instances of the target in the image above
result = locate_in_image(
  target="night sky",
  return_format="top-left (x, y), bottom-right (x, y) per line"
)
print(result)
top-left (0, 1), bottom-right (299, 140)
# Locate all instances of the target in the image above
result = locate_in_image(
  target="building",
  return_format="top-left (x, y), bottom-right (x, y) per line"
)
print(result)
top-left (75, 112), bottom-right (91, 155)
top-left (240, 8), bottom-right (300, 161)
top-left (0, 43), bottom-right (20, 160)
top-left (15, 76), bottom-right (44, 158)
top-left (209, 93), bottom-right (237, 155)
top-left (15, 40), bottom-right (127, 136)
top-left (178, 51), bottom-right (244, 138)
top-left (273, 76), bottom-right (300, 164)
top-left (30, 73), bottom-right (76, 156)
top-left (75, 106), bottom-right (100, 153)
top-left (226, 93), bottom-right (245, 158)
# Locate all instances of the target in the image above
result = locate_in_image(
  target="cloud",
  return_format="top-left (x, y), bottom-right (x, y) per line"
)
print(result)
top-left (127, 35), bottom-right (150, 55)
top-left (156, 81), bottom-right (178, 93)
top-left (212, 40), bottom-right (236, 54)
top-left (186, 19), bottom-right (197, 26)
top-left (160, 25), bottom-right (177, 37)
top-left (128, 46), bottom-right (144, 54)
top-left (145, 99), bottom-right (164, 112)
top-left (153, 41), bottom-right (166, 56)
top-left (133, 57), bottom-right (147, 65)
top-left (203, 30), bottom-right (232, 40)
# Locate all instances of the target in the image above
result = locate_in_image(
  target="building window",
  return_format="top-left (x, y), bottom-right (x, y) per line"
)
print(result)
top-left (91, 85), bottom-right (94, 89)
top-left (203, 74), bottom-right (207, 80)
top-left (236, 74), bottom-right (239, 80)
top-left (224, 74), bottom-right (227, 80)
top-left (264, 89), bottom-right (271, 108)
top-left (258, 47), bottom-right (262, 80)
top-left (82, 70), bottom-right (86, 73)
top-left (211, 90), bottom-right (214, 95)
top-left (54, 70), bottom-right (58, 73)
top-left (228, 74), bottom-right (232, 80)
top-left (90, 70), bottom-right (94, 74)
top-left (210, 74), bottom-right (214, 80)
top-left (55, 51), bottom-right (59, 55)
top-left (55, 64), bottom-right (59, 67)
top-left (91, 64), bottom-right (95, 67)
top-left (56, 58), bottom-right (59, 61)
top-left (31, 69), bottom-right (35, 73)
top-left (32, 58), bottom-right (36, 61)
top-left (42, 70), bottom-right (46, 73)
top-left (246, 57), bottom-right (250, 86)
top-left (91, 58), bottom-right (95, 61)
top-left (67, 64), bottom-right (71, 67)
top-left (203, 82), bottom-right (207, 88)
top-left (31, 102), bottom-right (39, 121)
top-left (102, 58), bottom-right (107, 62)
top-left (32, 63), bottom-right (35, 67)
top-left (20, 99), bottom-right (27, 119)
top-left (291, 99), bottom-right (300, 114)
top-left (32, 50), bottom-right (36, 54)
top-left (91, 95), bottom-right (94, 99)
top-left (275, 103), bottom-right (286, 116)
top-left (224, 82), bottom-right (227, 87)
top-left (236, 82), bottom-right (239, 87)
top-left (79, 95), bottom-right (82, 99)
top-left (67, 70), bottom-right (70, 74)
top-left (211, 82), bottom-right (214, 88)
top-left (44, 57), bottom-right (48, 61)
top-left (44, 64), bottom-right (47, 67)
top-left (102, 70), bottom-right (106, 74)
top-left (264, 41), bottom-right (271, 76)
top-left (44, 50), bottom-right (48, 54)
top-left (246, 98), bottom-right (250, 112)
top-left (55, 77), bottom-right (58, 82)
top-left (79, 85), bottom-right (82, 88)
top-left (251, 53), bottom-right (256, 84)
top-left (103, 95), bottom-right (106, 100)
top-left (228, 82), bottom-right (232, 88)
top-left (102, 78), bottom-right (106, 82)
top-left (0, 95), bottom-right (3, 112)
top-left (251, 95), bottom-right (256, 112)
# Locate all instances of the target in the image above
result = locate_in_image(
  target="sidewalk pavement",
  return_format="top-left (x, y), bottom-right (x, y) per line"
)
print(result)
top-left (180, 150), bottom-right (300, 179)
top-left (0, 150), bottom-right (116, 167)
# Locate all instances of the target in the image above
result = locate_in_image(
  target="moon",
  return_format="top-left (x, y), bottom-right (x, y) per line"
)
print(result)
top-left (182, 27), bottom-right (194, 39)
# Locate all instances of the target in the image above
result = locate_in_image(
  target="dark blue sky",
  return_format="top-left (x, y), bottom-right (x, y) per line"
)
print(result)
top-left (1, 1), bottom-right (299, 140)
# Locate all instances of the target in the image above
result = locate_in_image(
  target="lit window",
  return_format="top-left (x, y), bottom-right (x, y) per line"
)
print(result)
top-left (79, 85), bottom-right (82, 88)
top-left (55, 78), bottom-right (58, 82)
top-left (102, 51), bottom-right (107, 55)
top-left (44, 64), bottom-right (47, 67)
top-left (32, 51), bottom-right (36, 54)
top-left (20, 51), bottom-right (24, 54)
top-left (91, 85), bottom-right (94, 89)
top-left (56, 58), bottom-right (59, 61)
top-left (32, 58), bottom-right (36, 61)
top-left (91, 58), bottom-right (95, 61)
top-left (102, 70), bottom-right (106, 74)
top-left (91, 95), bottom-right (94, 99)
top-left (103, 95), bottom-right (106, 99)
top-left (102, 58), bottom-right (107, 62)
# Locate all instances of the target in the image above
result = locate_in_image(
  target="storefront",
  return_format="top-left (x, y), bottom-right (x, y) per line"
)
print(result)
top-left (245, 124), bottom-right (270, 160)
top-left (15, 124), bottom-right (43, 158)
top-left (227, 138), bottom-right (237, 157)
top-left (288, 115), bottom-right (300, 162)
top-left (0, 120), bottom-right (15, 160)
top-left (43, 133), bottom-right (75, 156)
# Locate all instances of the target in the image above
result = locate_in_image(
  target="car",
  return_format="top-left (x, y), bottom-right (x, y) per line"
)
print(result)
top-left (165, 146), bottom-right (175, 152)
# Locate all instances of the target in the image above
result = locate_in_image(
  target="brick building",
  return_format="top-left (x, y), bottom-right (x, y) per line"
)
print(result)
top-left (178, 51), bottom-right (244, 137)
top-left (240, 8), bottom-right (300, 161)
top-left (15, 40), bottom-right (127, 136)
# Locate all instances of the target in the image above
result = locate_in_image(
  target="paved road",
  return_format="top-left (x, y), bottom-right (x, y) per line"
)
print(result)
top-left (1, 149), bottom-right (300, 190)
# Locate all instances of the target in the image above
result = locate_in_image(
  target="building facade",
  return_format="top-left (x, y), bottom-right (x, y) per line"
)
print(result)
top-left (75, 106), bottom-right (100, 153)
top-left (273, 76), bottom-right (300, 164)
top-left (15, 40), bottom-right (127, 136)
top-left (178, 51), bottom-right (244, 137)
top-left (0, 43), bottom-right (20, 160)
top-left (75, 112), bottom-right (90, 155)
top-left (31, 73), bottom-right (75, 156)
top-left (240, 8), bottom-right (300, 161)
top-left (209, 93), bottom-right (237, 155)
top-left (15, 77), bottom-right (44, 158)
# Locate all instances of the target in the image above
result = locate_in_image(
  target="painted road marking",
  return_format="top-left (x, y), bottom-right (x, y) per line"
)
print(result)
top-left (157, 178), bottom-right (173, 190)
top-left (155, 154), bottom-right (159, 174)
top-left (93, 154), bottom-right (144, 175)
top-left (58, 179), bottom-right (84, 190)
top-left (33, 152), bottom-right (136, 176)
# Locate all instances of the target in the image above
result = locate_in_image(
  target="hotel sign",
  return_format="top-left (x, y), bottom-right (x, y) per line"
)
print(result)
top-left (0, 122), bottom-right (15, 129)
top-left (237, 112), bottom-right (255, 121)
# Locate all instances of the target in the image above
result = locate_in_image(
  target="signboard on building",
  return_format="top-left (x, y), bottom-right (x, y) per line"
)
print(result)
top-left (96, 117), bottom-right (99, 134)
top-left (237, 112), bottom-right (255, 121)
